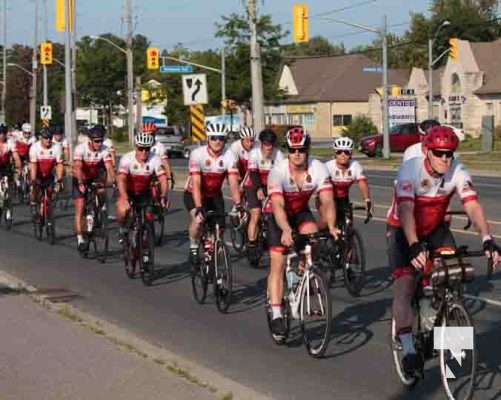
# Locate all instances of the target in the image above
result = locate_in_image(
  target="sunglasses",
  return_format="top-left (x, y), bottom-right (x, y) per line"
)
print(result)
top-left (289, 147), bottom-right (308, 154)
top-left (261, 141), bottom-right (274, 146)
top-left (335, 150), bottom-right (352, 156)
top-left (41, 136), bottom-right (52, 139)
top-left (92, 139), bottom-right (103, 144)
top-left (431, 149), bottom-right (454, 159)
top-left (210, 136), bottom-right (226, 142)
top-left (137, 146), bottom-right (151, 152)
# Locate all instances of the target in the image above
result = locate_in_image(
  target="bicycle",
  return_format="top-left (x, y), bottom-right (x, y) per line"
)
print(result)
top-left (247, 196), bottom-right (270, 268)
top-left (122, 200), bottom-right (156, 286)
top-left (0, 172), bottom-right (14, 230)
top-left (32, 180), bottom-right (57, 245)
top-left (16, 162), bottom-right (30, 205)
top-left (228, 189), bottom-right (248, 254)
top-left (319, 203), bottom-right (369, 296)
top-left (390, 244), bottom-right (481, 400)
top-left (191, 210), bottom-right (233, 313)
top-left (266, 232), bottom-right (333, 358)
top-left (79, 181), bottom-right (109, 263)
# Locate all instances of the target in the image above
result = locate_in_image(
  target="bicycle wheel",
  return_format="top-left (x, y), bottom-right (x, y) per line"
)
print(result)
top-left (228, 216), bottom-right (246, 254)
top-left (123, 234), bottom-right (137, 279)
top-left (439, 302), bottom-right (476, 400)
top-left (343, 228), bottom-right (366, 297)
top-left (390, 317), bottom-right (419, 387)
top-left (3, 196), bottom-right (13, 231)
top-left (139, 223), bottom-right (155, 286)
top-left (299, 269), bottom-right (332, 358)
top-left (154, 212), bottom-right (165, 246)
top-left (191, 241), bottom-right (208, 304)
top-left (214, 240), bottom-right (232, 313)
top-left (95, 206), bottom-right (109, 263)
top-left (266, 298), bottom-right (291, 345)
top-left (486, 258), bottom-right (494, 280)
top-left (46, 198), bottom-right (55, 245)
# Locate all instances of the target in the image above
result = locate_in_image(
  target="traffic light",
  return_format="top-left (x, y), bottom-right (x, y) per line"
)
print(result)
top-left (40, 42), bottom-right (53, 65)
top-left (449, 38), bottom-right (458, 61)
top-left (221, 99), bottom-right (236, 109)
top-left (293, 4), bottom-right (309, 43)
top-left (146, 47), bottom-right (159, 70)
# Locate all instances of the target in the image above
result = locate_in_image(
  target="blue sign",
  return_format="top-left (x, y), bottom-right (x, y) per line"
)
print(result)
top-left (159, 65), bottom-right (194, 74)
top-left (362, 66), bottom-right (383, 72)
top-left (142, 116), bottom-right (167, 126)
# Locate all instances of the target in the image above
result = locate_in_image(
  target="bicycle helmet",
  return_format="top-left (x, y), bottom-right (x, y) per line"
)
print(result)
top-left (206, 122), bottom-right (229, 137)
top-left (285, 126), bottom-right (310, 149)
top-left (88, 125), bottom-right (105, 140)
top-left (141, 122), bottom-right (157, 134)
top-left (418, 119), bottom-right (440, 136)
top-left (22, 122), bottom-right (32, 133)
top-left (258, 129), bottom-right (277, 144)
top-left (239, 126), bottom-right (256, 139)
top-left (135, 132), bottom-right (155, 147)
top-left (424, 126), bottom-right (459, 151)
top-left (333, 136), bottom-right (353, 151)
top-left (40, 128), bottom-right (53, 138)
top-left (50, 125), bottom-right (64, 135)
top-left (0, 123), bottom-right (8, 134)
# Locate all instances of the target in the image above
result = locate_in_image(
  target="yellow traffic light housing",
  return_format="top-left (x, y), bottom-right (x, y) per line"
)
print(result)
top-left (449, 38), bottom-right (458, 61)
top-left (40, 42), bottom-right (53, 65)
top-left (293, 4), bottom-right (309, 43)
top-left (147, 47), bottom-right (159, 70)
top-left (221, 99), bottom-right (236, 109)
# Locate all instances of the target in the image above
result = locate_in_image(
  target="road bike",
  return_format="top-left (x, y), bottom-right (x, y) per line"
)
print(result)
top-left (16, 162), bottom-right (30, 205)
top-left (191, 210), bottom-right (233, 313)
top-left (32, 180), bottom-right (57, 245)
top-left (228, 189), bottom-right (248, 254)
top-left (266, 232), bottom-right (333, 358)
top-left (0, 172), bottom-right (13, 230)
top-left (247, 196), bottom-right (270, 268)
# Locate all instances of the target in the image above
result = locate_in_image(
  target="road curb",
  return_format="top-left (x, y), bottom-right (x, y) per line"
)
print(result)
top-left (0, 270), bottom-right (272, 400)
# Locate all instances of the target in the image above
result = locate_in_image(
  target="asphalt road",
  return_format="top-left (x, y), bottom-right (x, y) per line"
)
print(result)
top-left (0, 167), bottom-right (500, 399)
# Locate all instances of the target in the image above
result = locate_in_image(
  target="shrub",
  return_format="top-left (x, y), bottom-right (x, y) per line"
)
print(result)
top-left (342, 114), bottom-right (378, 143)
top-left (109, 127), bottom-right (128, 142)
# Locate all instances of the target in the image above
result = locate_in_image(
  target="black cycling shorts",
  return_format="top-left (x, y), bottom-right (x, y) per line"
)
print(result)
top-left (183, 191), bottom-right (226, 228)
top-left (244, 187), bottom-right (261, 210)
top-left (267, 209), bottom-right (317, 253)
top-left (72, 178), bottom-right (106, 199)
top-left (334, 196), bottom-right (350, 227)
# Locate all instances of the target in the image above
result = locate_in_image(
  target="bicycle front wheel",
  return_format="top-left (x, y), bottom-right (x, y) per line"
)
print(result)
top-left (343, 228), bottom-right (366, 297)
top-left (390, 317), bottom-right (419, 387)
top-left (299, 269), bottom-right (332, 358)
top-left (214, 240), bottom-right (232, 313)
top-left (191, 241), bottom-right (208, 304)
top-left (154, 212), bottom-right (165, 246)
top-left (439, 302), bottom-right (476, 400)
top-left (46, 199), bottom-right (55, 245)
top-left (95, 207), bottom-right (109, 263)
top-left (486, 258), bottom-right (494, 280)
top-left (228, 216), bottom-right (246, 254)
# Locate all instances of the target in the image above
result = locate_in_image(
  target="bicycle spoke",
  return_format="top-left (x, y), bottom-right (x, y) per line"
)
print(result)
top-left (191, 241), bottom-right (208, 304)
top-left (214, 241), bottom-right (232, 313)
top-left (139, 224), bottom-right (155, 286)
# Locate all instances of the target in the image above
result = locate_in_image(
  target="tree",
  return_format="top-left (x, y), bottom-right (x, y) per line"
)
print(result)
top-left (6, 45), bottom-right (33, 125)
top-left (281, 36), bottom-right (346, 57)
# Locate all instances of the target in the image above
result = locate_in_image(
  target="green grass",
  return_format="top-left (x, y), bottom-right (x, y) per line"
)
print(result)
top-left (113, 140), bottom-right (131, 155)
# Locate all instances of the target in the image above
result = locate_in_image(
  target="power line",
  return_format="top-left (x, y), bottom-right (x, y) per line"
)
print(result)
top-left (310, 0), bottom-right (379, 18)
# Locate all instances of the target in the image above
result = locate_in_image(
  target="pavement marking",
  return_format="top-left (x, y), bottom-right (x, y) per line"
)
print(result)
top-left (464, 294), bottom-right (501, 308)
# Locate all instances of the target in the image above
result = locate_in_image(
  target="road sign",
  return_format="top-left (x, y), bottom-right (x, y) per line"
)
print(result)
top-left (160, 65), bottom-right (194, 74)
top-left (182, 74), bottom-right (208, 105)
top-left (40, 105), bottom-right (52, 120)
top-left (362, 66), bottom-right (382, 72)
top-left (190, 104), bottom-right (205, 142)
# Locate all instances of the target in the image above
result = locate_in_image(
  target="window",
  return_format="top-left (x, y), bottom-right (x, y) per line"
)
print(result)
top-left (332, 114), bottom-right (352, 126)
top-left (486, 102), bottom-right (494, 115)
top-left (303, 113), bottom-right (315, 125)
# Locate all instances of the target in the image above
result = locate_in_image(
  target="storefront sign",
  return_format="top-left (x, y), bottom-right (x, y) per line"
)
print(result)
top-left (388, 99), bottom-right (416, 127)
top-left (285, 104), bottom-right (313, 114)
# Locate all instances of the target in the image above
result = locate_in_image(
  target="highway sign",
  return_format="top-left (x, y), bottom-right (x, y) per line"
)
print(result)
top-left (40, 105), bottom-right (52, 120)
top-left (182, 74), bottom-right (208, 105)
top-left (362, 66), bottom-right (382, 72)
top-left (160, 65), bottom-right (193, 74)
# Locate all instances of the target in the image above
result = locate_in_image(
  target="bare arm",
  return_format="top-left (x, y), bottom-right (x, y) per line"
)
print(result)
top-left (191, 174), bottom-right (202, 208)
top-left (117, 173), bottom-right (128, 200)
top-left (228, 174), bottom-right (241, 205)
top-left (358, 180), bottom-right (370, 201)
top-left (13, 153), bottom-right (21, 170)
top-left (158, 175), bottom-right (168, 197)
top-left (463, 200), bottom-right (491, 239)
top-left (104, 161), bottom-right (115, 184)
top-left (398, 201), bottom-right (419, 245)
top-left (73, 160), bottom-right (84, 182)
top-left (271, 195), bottom-right (292, 234)
top-left (55, 163), bottom-right (64, 181)
top-left (318, 190), bottom-right (337, 232)
top-left (30, 162), bottom-right (37, 182)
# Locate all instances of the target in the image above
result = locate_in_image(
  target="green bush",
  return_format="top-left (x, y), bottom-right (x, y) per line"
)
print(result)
top-left (109, 127), bottom-right (128, 142)
top-left (342, 114), bottom-right (378, 143)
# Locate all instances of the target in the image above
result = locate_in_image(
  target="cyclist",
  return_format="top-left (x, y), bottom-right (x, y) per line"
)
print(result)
top-left (116, 132), bottom-right (169, 244)
top-left (402, 119), bottom-right (440, 162)
top-left (141, 122), bottom-right (173, 181)
top-left (51, 125), bottom-right (70, 164)
top-left (15, 122), bottom-right (36, 165)
top-left (266, 126), bottom-right (338, 339)
top-left (89, 124), bottom-right (116, 168)
top-left (387, 126), bottom-right (501, 378)
top-left (322, 137), bottom-right (372, 227)
top-left (0, 124), bottom-right (21, 222)
top-left (29, 128), bottom-right (64, 218)
top-left (244, 129), bottom-right (284, 262)
top-left (185, 122), bottom-right (245, 266)
top-left (230, 126), bottom-right (257, 182)
top-left (72, 125), bottom-right (116, 253)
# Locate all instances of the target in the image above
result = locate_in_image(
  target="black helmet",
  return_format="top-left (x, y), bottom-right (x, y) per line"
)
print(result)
top-left (88, 125), bottom-right (105, 140)
top-left (418, 119), bottom-right (440, 136)
top-left (259, 129), bottom-right (277, 144)
top-left (0, 123), bottom-right (8, 134)
top-left (50, 125), bottom-right (64, 135)
top-left (40, 128), bottom-right (53, 138)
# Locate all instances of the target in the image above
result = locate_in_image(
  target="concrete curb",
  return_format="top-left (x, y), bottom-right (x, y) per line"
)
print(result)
top-left (0, 270), bottom-right (272, 400)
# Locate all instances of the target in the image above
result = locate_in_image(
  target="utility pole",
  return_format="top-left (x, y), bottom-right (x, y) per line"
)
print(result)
top-left (29, 0), bottom-right (39, 131)
top-left (42, 0), bottom-right (48, 107)
top-left (135, 75), bottom-right (141, 134)
top-left (64, 0), bottom-right (73, 158)
top-left (221, 48), bottom-right (226, 119)
top-left (1, 0), bottom-right (7, 124)
top-left (381, 14), bottom-right (389, 159)
top-left (71, 0), bottom-right (77, 139)
top-left (248, 0), bottom-right (264, 133)
top-left (125, 0), bottom-right (134, 147)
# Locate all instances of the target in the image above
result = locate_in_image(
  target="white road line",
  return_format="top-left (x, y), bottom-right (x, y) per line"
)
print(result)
top-left (464, 294), bottom-right (501, 308)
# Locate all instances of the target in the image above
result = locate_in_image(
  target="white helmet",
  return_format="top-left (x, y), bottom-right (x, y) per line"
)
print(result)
top-left (239, 126), bottom-right (256, 139)
top-left (333, 137), bottom-right (353, 151)
top-left (206, 122), bottom-right (229, 137)
top-left (135, 132), bottom-right (155, 147)
top-left (22, 123), bottom-right (32, 133)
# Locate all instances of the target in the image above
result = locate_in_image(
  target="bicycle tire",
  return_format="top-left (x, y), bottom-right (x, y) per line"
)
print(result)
top-left (214, 240), bottom-right (232, 313)
top-left (390, 317), bottom-right (419, 387)
top-left (486, 258), bottom-right (494, 280)
top-left (229, 216), bottom-right (246, 254)
top-left (123, 235), bottom-right (136, 279)
top-left (3, 194), bottom-right (13, 231)
top-left (139, 223), bottom-right (155, 286)
top-left (154, 212), bottom-right (165, 246)
top-left (343, 228), bottom-right (366, 297)
top-left (95, 206), bottom-right (109, 263)
top-left (439, 302), bottom-right (476, 400)
top-left (191, 241), bottom-right (208, 304)
top-left (299, 269), bottom-right (332, 358)
top-left (249, 234), bottom-right (263, 268)
top-left (46, 198), bottom-right (55, 245)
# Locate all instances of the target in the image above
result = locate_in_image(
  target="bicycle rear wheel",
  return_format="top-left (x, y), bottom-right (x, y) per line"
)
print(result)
top-left (95, 207), bottom-right (109, 263)
top-left (191, 241), bottom-right (208, 304)
top-left (486, 258), bottom-right (494, 280)
top-left (390, 317), bottom-right (419, 387)
top-left (343, 228), bottom-right (366, 297)
top-left (439, 302), bottom-right (476, 400)
top-left (214, 240), bottom-right (232, 313)
top-left (299, 269), bottom-right (332, 358)
top-left (139, 224), bottom-right (155, 286)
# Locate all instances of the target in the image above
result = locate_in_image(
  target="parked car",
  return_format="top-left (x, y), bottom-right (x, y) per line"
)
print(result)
top-left (155, 126), bottom-right (187, 158)
top-left (442, 124), bottom-right (466, 141)
top-left (359, 123), bottom-right (421, 157)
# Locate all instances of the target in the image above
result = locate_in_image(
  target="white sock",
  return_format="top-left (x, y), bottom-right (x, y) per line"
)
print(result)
top-left (77, 234), bottom-right (84, 244)
top-left (399, 333), bottom-right (416, 355)
top-left (189, 238), bottom-right (199, 249)
top-left (271, 305), bottom-right (282, 319)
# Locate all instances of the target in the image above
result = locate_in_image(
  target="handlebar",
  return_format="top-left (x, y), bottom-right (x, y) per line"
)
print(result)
top-left (445, 210), bottom-right (472, 230)
top-left (350, 204), bottom-right (372, 224)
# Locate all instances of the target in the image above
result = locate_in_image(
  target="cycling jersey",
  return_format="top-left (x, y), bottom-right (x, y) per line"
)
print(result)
top-left (185, 145), bottom-right (238, 198)
top-left (151, 140), bottom-right (168, 162)
top-left (118, 151), bottom-right (165, 196)
top-left (15, 134), bottom-right (36, 159)
top-left (0, 140), bottom-right (17, 166)
top-left (29, 141), bottom-right (63, 179)
top-left (73, 142), bottom-right (112, 180)
top-left (82, 136), bottom-right (115, 154)
top-left (244, 147), bottom-right (285, 189)
top-left (230, 140), bottom-right (256, 179)
top-left (325, 159), bottom-right (366, 198)
top-left (53, 137), bottom-right (70, 151)
top-left (401, 142), bottom-right (424, 162)
top-left (267, 158), bottom-right (333, 214)
top-left (387, 157), bottom-right (478, 237)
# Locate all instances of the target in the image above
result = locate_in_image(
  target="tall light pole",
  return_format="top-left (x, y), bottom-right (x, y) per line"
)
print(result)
top-left (42, 0), bottom-right (48, 107)
top-left (428, 20), bottom-right (450, 119)
top-left (125, 0), bottom-right (134, 147)
top-left (31, 0), bottom-right (39, 131)
top-left (248, 0), bottom-right (264, 134)
top-left (1, 0), bottom-right (7, 124)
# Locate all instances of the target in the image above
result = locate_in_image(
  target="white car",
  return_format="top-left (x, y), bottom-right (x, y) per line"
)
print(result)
top-left (442, 124), bottom-right (465, 141)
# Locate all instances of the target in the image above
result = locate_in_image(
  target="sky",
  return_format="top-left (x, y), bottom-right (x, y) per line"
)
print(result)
top-left (7, 0), bottom-right (434, 51)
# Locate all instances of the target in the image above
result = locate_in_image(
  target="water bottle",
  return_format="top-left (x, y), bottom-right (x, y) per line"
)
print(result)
top-left (203, 239), bottom-right (214, 262)
top-left (86, 212), bottom-right (94, 233)
top-left (419, 297), bottom-right (438, 331)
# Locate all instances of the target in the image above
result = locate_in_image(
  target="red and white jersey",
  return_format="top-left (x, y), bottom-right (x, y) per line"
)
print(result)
top-left (185, 145), bottom-right (238, 198)
top-left (244, 147), bottom-right (285, 188)
top-left (0, 139), bottom-right (17, 166)
top-left (268, 158), bottom-right (333, 214)
top-left (402, 142), bottom-right (425, 163)
top-left (103, 138), bottom-right (115, 154)
top-left (118, 151), bottom-right (165, 196)
top-left (230, 140), bottom-right (256, 178)
top-left (73, 142), bottom-right (112, 180)
top-left (151, 140), bottom-right (168, 162)
top-left (53, 137), bottom-right (70, 151)
top-left (29, 141), bottom-right (63, 179)
top-left (325, 159), bottom-right (366, 198)
top-left (387, 157), bottom-right (478, 237)
top-left (15, 134), bottom-right (36, 158)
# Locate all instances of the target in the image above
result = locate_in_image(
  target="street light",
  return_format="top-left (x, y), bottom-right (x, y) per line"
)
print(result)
top-left (7, 62), bottom-right (35, 77)
top-left (428, 20), bottom-right (450, 119)
top-left (89, 35), bottom-right (127, 55)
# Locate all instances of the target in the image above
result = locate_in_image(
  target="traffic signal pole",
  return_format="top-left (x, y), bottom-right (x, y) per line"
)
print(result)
top-left (125, 0), bottom-right (134, 148)
top-left (42, 0), bottom-right (48, 107)
top-left (30, 0), bottom-right (38, 131)
top-left (248, 0), bottom-right (264, 134)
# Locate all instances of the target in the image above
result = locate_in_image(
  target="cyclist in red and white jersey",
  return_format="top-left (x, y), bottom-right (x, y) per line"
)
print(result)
top-left (184, 123), bottom-right (245, 266)
top-left (0, 124), bottom-right (21, 173)
top-left (140, 122), bottom-right (173, 181)
top-left (73, 125), bottom-right (116, 252)
top-left (402, 119), bottom-right (440, 163)
top-left (230, 126), bottom-right (257, 181)
top-left (243, 129), bottom-right (284, 263)
top-left (388, 126), bottom-right (501, 377)
top-left (15, 123), bottom-right (36, 163)
top-left (266, 127), bottom-right (338, 339)
top-left (51, 125), bottom-right (70, 164)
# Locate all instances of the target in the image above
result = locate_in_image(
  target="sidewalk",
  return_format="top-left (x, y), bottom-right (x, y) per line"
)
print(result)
top-left (0, 287), bottom-right (218, 400)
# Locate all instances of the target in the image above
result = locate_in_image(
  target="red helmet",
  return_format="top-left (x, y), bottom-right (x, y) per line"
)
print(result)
top-left (285, 126), bottom-right (310, 149)
top-left (424, 126), bottom-right (459, 151)
top-left (141, 122), bottom-right (157, 134)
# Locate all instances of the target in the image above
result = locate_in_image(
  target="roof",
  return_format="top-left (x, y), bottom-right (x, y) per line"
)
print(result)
top-left (282, 54), bottom-right (410, 102)
top-left (471, 38), bottom-right (501, 94)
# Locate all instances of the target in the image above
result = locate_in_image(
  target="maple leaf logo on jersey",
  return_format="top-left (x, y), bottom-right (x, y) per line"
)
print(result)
top-left (421, 179), bottom-right (431, 189)
top-left (205, 159), bottom-right (211, 167)
top-left (399, 180), bottom-right (412, 192)
top-left (219, 160), bottom-right (224, 168)
top-left (461, 180), bottom-right (474, 193)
